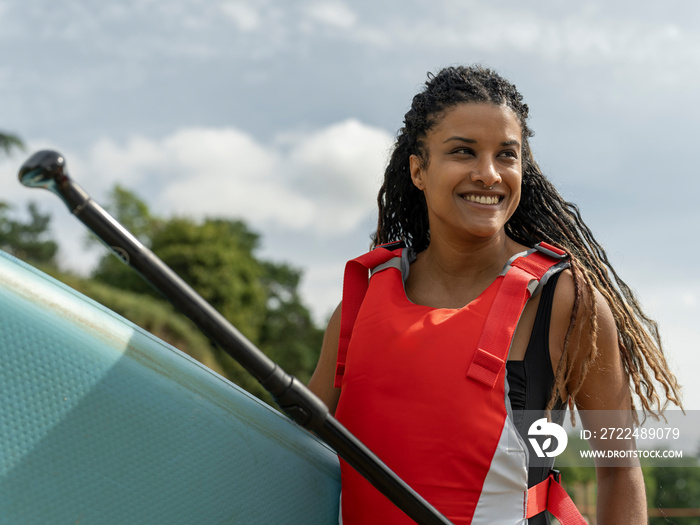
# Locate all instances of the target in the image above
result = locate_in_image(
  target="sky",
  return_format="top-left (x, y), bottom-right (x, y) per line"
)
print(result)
top-left (1, 0), bottom-right (698, 409)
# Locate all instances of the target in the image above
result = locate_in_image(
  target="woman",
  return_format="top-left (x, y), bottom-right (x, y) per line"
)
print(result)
top-left (308, 65), bottom-right (681, 524)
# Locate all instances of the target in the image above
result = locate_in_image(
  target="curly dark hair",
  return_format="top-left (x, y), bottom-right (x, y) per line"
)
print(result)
top-left (373, 65), bottom-right (681, 416)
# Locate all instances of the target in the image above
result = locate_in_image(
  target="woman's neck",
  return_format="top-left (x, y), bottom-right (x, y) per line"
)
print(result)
top-left (423, 231), bottom-right (522, 278)
top-left (406, 233), bottom-right (527, 308)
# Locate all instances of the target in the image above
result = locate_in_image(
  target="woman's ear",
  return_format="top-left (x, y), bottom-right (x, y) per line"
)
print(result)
top-left (409, 154), bottom-right (425, 191)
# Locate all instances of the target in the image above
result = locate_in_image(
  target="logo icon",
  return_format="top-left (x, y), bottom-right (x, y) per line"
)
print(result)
top-left (528, 418), bottom-right (568, 458)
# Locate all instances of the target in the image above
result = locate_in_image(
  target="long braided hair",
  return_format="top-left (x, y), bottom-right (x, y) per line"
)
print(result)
top-left (373, 65), bottom-right (682, 416)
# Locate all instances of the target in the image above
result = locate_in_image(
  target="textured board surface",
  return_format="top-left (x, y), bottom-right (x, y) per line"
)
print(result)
top-left (0, 250), bottom-right (340, 524)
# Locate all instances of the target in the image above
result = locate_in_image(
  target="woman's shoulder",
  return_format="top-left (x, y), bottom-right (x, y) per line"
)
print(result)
top-left (549, 265), bottom-right (626, 403)
top-left (551, 266), bottom-right (615, 325)
top-left (548, 269), bottom-right (575, 370)
top-left (551, 267), bottom-right (575, 311)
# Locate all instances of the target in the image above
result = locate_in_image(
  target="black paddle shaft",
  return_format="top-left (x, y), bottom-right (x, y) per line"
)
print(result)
top-left (18, 150), bottom-right (453, 525)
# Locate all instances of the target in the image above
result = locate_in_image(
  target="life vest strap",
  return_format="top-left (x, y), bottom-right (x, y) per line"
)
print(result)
top-left (467, 242), bottom-right (568, 387)
top-left (335, 242), bottom-right (404, 387)
top-left (526, 471), bottom-right (587, 524)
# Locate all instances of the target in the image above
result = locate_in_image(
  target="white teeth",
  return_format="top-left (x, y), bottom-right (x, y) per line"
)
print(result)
top-left (462, 194), bottom-right (500, 205)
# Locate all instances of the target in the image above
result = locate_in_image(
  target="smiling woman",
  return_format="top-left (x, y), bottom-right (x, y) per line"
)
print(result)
top-left (308, 65), bottom-right (683, 525)
top-left (408, 103), bottom-right (523, 246)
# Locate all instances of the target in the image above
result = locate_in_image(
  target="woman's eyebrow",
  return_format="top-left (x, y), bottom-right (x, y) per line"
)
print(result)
top-left (442, 136), bottom-right (521, 147)
top-left (442, 136), bottom-right (476, 143)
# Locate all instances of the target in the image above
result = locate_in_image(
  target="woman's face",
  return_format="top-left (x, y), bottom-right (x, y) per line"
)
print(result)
top-left (409, 102), bottom-right (523, 244)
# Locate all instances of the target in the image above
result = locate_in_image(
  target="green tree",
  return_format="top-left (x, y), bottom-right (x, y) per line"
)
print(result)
top-left (90, 185), bottom-right (163, 295)
top-left (151, 217), bottom-right (268, 340)
top-left (0, 132), bottom-right (58, 264)
top-left (0, 202), bottom-right (58, 266)
top-left (644, 452), bottom-right (700, 524)
top-left (104, 184), bottom-right (157, 243)
top-left (90, 185), bottom-right (322, 402)
top-left (0, 131), bottom-right (24, 156)
top-left (259, 261), bottom-right (324, 384)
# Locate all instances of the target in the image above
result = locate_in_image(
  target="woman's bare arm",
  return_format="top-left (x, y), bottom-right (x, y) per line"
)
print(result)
top-left (552, 272), bottom-right (647, 524)
top-left (308, 303), bottom-right (343, 415)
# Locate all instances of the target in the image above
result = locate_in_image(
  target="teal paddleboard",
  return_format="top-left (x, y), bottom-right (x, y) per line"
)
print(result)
top-left (0, 249), bottom-right (340, 523)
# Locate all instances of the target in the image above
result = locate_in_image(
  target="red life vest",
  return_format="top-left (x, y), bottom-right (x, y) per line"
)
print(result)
top-left (334, 242), bottom-right (585, 525)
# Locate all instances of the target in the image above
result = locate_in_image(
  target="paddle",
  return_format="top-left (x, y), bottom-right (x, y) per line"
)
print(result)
top-left (18, 149), bottom-right (452, 525)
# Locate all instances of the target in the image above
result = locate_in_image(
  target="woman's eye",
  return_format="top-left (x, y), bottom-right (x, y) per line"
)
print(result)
top-left (452, 147), bottom-right (474, 155)
top-left (499, 150), bottom-right (518, 159)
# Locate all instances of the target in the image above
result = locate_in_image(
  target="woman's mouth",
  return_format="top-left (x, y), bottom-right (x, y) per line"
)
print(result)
top-left (460, 194), bottom-right (503, 206)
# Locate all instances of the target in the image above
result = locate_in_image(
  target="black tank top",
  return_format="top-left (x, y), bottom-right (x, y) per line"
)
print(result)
top-left (506, 271), bottom-right (566, 525)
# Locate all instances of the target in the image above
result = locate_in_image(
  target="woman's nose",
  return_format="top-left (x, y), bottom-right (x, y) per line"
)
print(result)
top-left (470, 160), bottom-right (501, 187)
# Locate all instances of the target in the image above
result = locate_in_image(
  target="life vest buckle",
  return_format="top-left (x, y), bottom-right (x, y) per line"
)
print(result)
top-left (534, 242), bottom-right (568, 260)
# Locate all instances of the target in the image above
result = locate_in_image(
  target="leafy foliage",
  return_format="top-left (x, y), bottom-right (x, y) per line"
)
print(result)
top-left (0, 132), bottom-right (57, 265)
top-left (0, 131), bottom-right (24, 156)
top-left (644, 453), bottom-right (700, 524)
top-left (0, 202), bottom-right (58, 265)
top-left (90, 185), bottom-right (323, 403)
top-left (259, 261), bottom-right (324, 385)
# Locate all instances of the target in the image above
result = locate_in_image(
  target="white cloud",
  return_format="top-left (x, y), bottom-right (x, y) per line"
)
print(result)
top-left (396, 8), bottom-right (690, 66)
top-left (302, 1), bottom-right (357, 29)
top-left (325, 3), bottom-right (700, 87)
top-left (300, 260), bottom-right (345, 325)
top-left (287, 119), bottom-right (392, 234)
top-left (86, 136), bottom-right (165, 188)
top-left (11, 2), bottom-right (696, 90)
top-left (219, 1), bottom-right (262, 32)
top-left (157, 127), bottom-right (315, 229)
top-left (70, 120), bottom-right (392, 236)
